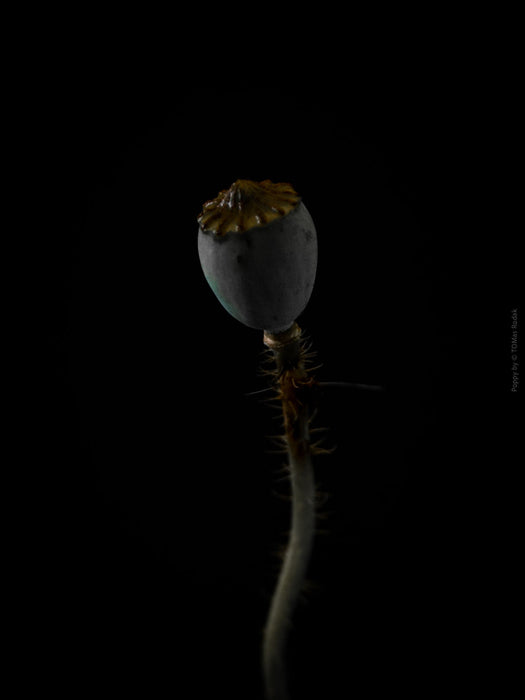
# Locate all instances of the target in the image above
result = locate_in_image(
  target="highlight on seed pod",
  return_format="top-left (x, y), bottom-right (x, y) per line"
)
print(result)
top-left (197, 179), bottom-right (318, 333)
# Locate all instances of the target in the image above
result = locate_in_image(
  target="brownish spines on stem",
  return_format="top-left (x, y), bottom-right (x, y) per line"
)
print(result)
top-left (278, 370), bottom-right (316, 461)
top-left (263, 324), bottom-right (329, 461)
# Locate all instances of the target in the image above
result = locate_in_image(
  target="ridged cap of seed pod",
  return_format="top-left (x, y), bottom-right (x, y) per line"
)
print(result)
top-left (198, 179), bottom-right (301, 235)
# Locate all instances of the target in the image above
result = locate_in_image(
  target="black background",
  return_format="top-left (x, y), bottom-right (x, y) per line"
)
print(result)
top-left (35, 48), bottom-right (520, 698)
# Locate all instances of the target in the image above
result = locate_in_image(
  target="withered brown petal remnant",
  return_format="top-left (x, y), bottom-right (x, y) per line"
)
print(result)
top-left (198, 179), bottom-right (301, 235)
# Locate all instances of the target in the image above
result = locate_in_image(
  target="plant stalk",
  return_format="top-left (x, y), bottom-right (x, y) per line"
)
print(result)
top-left (262, 323), bottom-right (316, 700)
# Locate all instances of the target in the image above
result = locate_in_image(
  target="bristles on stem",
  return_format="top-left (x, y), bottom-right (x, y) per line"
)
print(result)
top-left (261, 323), bottom-right (320, 700)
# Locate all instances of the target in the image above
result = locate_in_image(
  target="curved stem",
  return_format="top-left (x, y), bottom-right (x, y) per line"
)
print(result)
top-left (262, 444), bottom-right (315, 700)
top-left (262, 324), bottom-right (316, 700)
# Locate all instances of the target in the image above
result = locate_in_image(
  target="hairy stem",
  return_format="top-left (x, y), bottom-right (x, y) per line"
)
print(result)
top-left (262, 324), bottom-right (316, 700)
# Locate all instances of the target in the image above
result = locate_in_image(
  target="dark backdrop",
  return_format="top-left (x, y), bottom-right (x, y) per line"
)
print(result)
top-left (37, 62), bottom-right (518, 698)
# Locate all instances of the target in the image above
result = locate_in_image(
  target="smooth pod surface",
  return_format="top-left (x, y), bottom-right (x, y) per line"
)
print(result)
top-left (198, 183), bottom-right (317, 333)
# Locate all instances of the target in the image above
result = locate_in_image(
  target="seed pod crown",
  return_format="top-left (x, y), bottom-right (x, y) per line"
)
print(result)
top-left (198, 179), bottom-right (300, 236)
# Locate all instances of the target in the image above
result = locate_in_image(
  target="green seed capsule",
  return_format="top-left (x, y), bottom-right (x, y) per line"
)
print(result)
top-left (197, 180), bottom-right (318, 333)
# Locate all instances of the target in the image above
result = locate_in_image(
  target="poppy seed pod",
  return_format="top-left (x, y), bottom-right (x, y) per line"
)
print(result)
top-left (197, 179), bottom-right (318, 333)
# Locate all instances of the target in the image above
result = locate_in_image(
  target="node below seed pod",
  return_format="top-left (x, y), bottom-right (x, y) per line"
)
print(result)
top-left (197, 180), bottom-right (318, 333)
